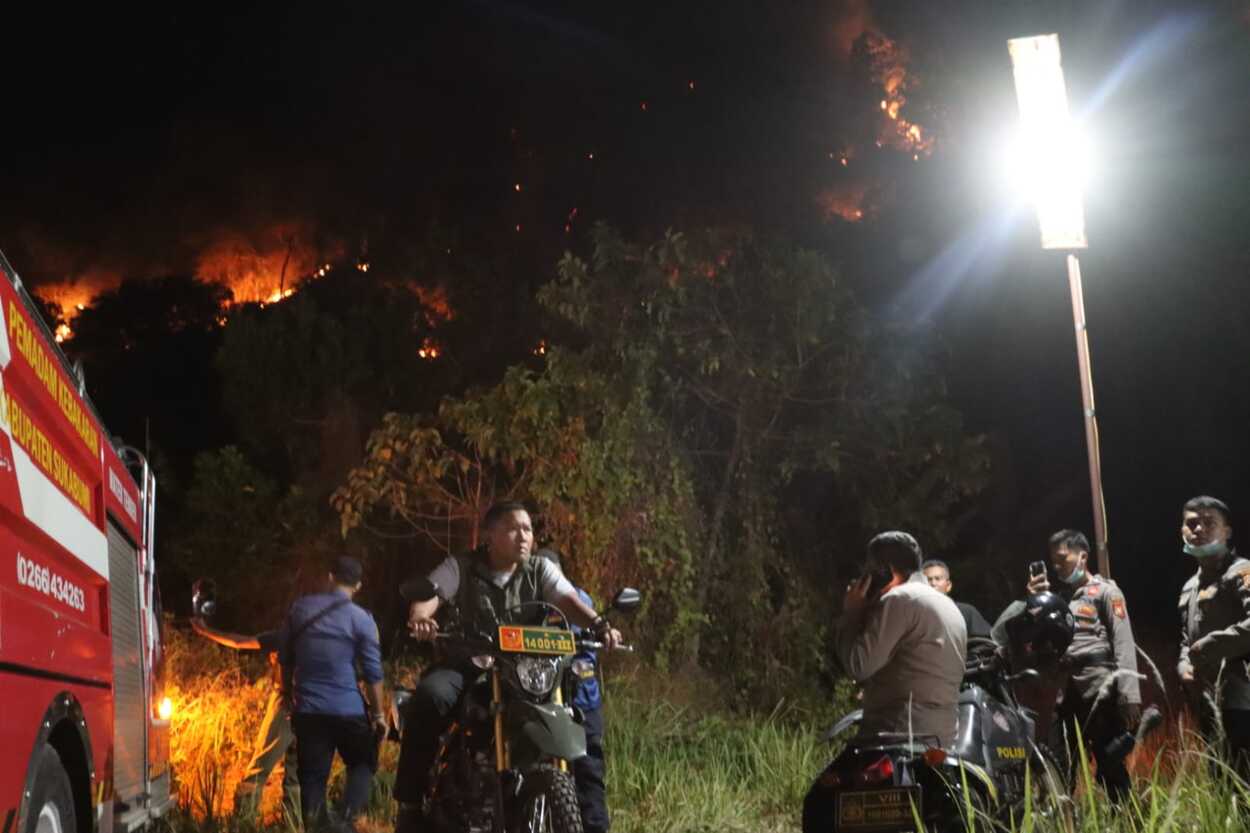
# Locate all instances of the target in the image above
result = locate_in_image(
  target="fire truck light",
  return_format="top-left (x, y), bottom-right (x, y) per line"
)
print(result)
top-left (158, 697), bottom-right (174, 721)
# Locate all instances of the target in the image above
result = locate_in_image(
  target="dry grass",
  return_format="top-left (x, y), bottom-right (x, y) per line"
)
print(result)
top-left (165, 625), bottom-right (291, 824)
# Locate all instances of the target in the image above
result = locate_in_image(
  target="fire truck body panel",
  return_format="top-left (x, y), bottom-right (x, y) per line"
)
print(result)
top-left (0, 255), bottom-right (168, 833)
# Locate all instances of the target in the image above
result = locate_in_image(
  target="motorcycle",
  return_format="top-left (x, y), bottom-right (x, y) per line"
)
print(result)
top-left (804, 637), bottom-right (1064, 833)
top-left (397, 578), bottom-right (640, 833)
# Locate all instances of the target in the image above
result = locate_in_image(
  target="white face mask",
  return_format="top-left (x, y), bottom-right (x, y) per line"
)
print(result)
top-left (1184, 540), bottom-right (1229, 560)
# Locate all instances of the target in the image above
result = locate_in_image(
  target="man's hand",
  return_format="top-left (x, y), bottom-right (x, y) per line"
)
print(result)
top-left (591, 617), bottom-right (623, 650)
top-left (843, 575), bottom-right (873, 619)
top-left (602, 627), bottom-right (623, 650)
top-left (1189, 638), bottom-right (1210, 668)
top-left (408, 616), bottom-right (440, 641)
top-left (1026, 573), bottom-right (1050, 595)
top-left (371, 715), bottom-right (389, 743)
top-left (1180, 665), bottom-right (1196, 684)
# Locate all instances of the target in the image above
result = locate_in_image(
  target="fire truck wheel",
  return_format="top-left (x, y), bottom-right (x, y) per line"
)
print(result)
top-left (25, 744), bottom-right (76, 833)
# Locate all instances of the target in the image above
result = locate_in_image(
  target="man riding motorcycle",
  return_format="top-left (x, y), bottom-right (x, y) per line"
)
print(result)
top-left (395, 501), bottom-right (622, 833)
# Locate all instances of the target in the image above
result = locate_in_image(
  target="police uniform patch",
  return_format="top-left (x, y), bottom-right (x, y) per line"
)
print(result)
top-left (1077, 604), bottom-right (1098, 619)
top-left (1085, 583), bottom-right (1103, 598)
top-left (1112, 598), bottom-right (1126, 619)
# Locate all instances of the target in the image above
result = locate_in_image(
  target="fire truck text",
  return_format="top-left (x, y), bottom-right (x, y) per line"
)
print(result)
top-left (16, 552), bottom-right (87, 612)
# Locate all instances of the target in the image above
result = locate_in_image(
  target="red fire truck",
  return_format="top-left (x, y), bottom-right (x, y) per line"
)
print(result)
top-left (0, 252), bottom-right (170, 833)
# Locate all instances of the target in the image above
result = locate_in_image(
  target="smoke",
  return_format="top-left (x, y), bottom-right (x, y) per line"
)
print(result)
top-left (832, 0), bottom-right (875, 62)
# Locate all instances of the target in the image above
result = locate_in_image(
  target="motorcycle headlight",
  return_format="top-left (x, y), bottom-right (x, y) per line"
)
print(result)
top-left (514, 656), bottom-right (560, 696)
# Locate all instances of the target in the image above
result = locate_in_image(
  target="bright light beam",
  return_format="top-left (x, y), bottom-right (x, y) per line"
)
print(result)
top-left (1007, 34), bottom-right (1088, 250)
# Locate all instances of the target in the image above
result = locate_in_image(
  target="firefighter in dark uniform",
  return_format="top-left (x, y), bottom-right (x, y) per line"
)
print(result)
top-left (1177, 495), bottom-right (1250, 777)
top-left (1023, 529), bottom-right (1142, 801)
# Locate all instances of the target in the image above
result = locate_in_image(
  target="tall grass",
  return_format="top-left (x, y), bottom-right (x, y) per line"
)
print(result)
top-left (164, 625), bottom-right (1250, 832)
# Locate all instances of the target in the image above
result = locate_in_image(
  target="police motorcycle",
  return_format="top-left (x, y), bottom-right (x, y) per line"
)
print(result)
top-left (803, 594), bottom-right (1074, 833)
top-left (398, 577), bottom-right (640, 833)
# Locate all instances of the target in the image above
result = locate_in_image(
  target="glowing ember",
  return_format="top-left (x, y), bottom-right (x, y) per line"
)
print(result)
top-left (413, 284), bottom-right (455, 325)
top-left (417, 337), bottom-right (441, 360)
top-left (533, 339), bottom-right (548, 357)
top-left (262, 288), bottom-right (296, 305)
top-left (817, 185), bottom-right (868, 223)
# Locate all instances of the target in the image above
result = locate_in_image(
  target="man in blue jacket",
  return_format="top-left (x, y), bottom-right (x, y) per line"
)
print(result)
top-left (537, 548), bottom-right (610, 833)
top-left (280, 556), bottom-right (387, 830)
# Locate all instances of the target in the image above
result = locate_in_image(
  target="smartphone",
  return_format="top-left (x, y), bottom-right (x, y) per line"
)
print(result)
top-left (863, 565), bottom-right (894, 598)
top-left (1029, 560), bottom-right (1047, 580)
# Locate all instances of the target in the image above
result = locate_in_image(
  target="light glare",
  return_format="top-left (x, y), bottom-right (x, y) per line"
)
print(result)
top-left (1007, 34), bottom-right (1088, 250)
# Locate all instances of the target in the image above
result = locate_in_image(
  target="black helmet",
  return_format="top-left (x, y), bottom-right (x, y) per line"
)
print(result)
top-left (1004, 592), bottom-right (1074, 669)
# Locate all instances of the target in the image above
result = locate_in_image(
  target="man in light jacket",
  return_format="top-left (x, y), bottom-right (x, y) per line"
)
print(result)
top-left (834, 531), bottom-right (968, 747)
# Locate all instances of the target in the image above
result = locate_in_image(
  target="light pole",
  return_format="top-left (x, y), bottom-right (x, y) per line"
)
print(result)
top-left (1007, 34), bottom-right (1111, 579)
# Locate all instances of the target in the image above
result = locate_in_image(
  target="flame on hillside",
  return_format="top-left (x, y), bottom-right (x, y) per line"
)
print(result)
top-left (195, 224), bottom-right (338, 305)
top-left (861, 31), bottom-right (934, 158)
top-left (413, 284), bottom-right (455, 325)
top-left (831, 2), bottom-right (935, 164)
top-left (36, 273), bottom-right (122, 342)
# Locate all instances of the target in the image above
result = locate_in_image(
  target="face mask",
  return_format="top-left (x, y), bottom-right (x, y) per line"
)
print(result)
top-left (1060, 565), bottom-right (1086, 585)
top-left (1184, 540), bottom-right (1229, 560)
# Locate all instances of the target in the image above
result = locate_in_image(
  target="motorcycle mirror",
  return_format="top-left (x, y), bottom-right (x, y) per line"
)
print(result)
top-left (610, 587), bottom-right (642, 614)
top-left (191, 578), bottom-right (218, 619)
top-left (400, 575), bottom-right (440, 603)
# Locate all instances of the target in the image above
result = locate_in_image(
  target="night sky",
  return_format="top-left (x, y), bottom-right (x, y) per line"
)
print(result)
top-left (4, 1), bottom-right (1250, 648)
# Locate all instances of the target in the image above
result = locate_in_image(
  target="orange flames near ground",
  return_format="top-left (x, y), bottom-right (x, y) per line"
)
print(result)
top-left (37, 274), bottom-right (121, 342)
top-left (195, 226), bottom-right (337, 305)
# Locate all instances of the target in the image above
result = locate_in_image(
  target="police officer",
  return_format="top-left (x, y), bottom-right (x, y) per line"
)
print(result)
top-left (281, 556), bottom-right (387, 831)
top-left (1177, 495), bottom-right (1250, 777)
top-left (1025, 530), bottom-right (1141, 801)
top-left (396, 502), bottom-right (622, 833)
top-left (190, 617), bottom-right (300, 820)
top-left (535, 548), bottom-right (610, 833)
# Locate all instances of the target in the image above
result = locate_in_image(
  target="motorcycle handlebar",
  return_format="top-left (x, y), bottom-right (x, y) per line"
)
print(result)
top-left (577, 639), bottom-right (635, 653)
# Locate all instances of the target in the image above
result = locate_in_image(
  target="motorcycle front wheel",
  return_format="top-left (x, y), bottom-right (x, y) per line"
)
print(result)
top-left (511, 764), bottom-right (583, 833)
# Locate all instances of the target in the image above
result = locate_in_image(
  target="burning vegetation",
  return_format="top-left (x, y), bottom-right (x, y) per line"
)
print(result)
top-left (859, 31), bottom-right (935, 159)
top-left (820, 4), bottom-right (936, 226)
top-left (194, 224), bottom-right (338, 305)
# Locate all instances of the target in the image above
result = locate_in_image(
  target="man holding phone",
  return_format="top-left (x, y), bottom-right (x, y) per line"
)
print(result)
top-left (833, 531), bottom-right (967, 746)
top-left (1008, 530), bottom-right (1144, 802)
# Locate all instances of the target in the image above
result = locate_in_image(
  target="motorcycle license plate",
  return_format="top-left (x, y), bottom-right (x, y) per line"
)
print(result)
top-left (497, 625), bottom-right (576, 655)
top-left (835, 787), bottom-right (921, 831)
